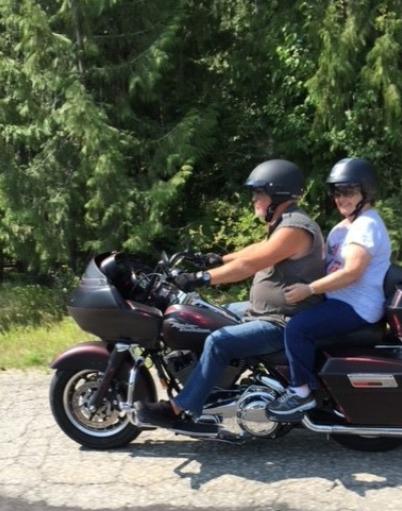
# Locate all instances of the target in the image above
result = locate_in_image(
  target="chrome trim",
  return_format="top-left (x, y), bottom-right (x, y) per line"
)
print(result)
top-left (333, 409), bottom-right (345, 419)
top-left (302, 415), bottom-right (402, 438)
top-left (256, 375), bottom-right (286, 394)
top-left (116, 343), bottom-right (131, 352)
top-left (202, 401), bottom-right (237, 418)
top-left (375, 345), bottom-right (402, 349)
top-left (63, 370), bottom-right (130, 437)
top-left (122, 358), bottom-right (145, 424)
top-left (237, 390), bottom-right (275, 423)
top-left (347, 373), bottom-right (398, 388)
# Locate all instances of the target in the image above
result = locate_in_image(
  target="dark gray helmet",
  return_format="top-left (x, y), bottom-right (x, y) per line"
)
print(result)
top-left (327, 158), bottom-right (377, 201)
top-left (245, 159), bottom-right (304, 202)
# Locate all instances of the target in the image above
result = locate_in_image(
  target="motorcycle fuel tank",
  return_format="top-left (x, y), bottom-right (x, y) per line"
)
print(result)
top-left (162, 304), bottom-right (239, 353)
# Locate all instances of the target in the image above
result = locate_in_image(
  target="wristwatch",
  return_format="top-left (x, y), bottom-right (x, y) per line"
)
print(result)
top-left (196, 271), bottom-right (211, 286)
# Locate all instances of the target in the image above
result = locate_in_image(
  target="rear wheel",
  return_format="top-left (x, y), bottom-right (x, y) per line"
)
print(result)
top-left (331, 434), bottom-right (402, 452)
top-left (50, 367), bottom-right (154, 449)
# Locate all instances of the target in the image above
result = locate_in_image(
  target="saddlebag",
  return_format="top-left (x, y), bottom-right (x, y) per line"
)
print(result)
top-left (319, 349), bottom-right (402, 426)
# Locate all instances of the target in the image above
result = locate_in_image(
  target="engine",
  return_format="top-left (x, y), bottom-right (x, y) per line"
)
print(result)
top-left (200, 374), bottom-right (287, 439)
top-left (163, 349), bottom-right (245, 389)
top-left (236, 385), bottom-right (280, 437)
top-left (163, 350), bottom-right (197, 385)
top-left (163, 349), bottom-right (287, 439)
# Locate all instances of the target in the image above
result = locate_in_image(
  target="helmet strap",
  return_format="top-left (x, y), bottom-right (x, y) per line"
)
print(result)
top-left (350, 193), bottom-right (367, 221)
top-left (265, 196), bottom-right (292, 227)
top-left (265, 203), bottom-right (277, 223)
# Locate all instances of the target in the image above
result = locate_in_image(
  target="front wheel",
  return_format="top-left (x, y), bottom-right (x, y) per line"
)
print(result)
top-left (50, 367), bottom-right (154, 450)
top-left (331, 433), bottom-right (402, 452)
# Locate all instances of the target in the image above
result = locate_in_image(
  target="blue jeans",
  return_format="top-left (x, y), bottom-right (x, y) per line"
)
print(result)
top-left (174, 310), bottom-right (284, 416)
top-left (285, 298), bottom-right (370, 390)
top-left (224, 301), bottom-right (250, 319)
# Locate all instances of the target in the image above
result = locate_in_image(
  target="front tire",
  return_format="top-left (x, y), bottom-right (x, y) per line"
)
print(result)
top-left (331, 433), bottom-right (402, 452)
top-left (50, 367), bottom-right (154, 449)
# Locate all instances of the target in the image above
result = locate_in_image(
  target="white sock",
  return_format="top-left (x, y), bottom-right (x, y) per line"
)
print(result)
top-left (290, 385), bottom-right (311, 398)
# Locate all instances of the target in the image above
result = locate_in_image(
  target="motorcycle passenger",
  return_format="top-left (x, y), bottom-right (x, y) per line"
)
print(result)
top-left (137, 159), bottom-right (325, 432)
top-left (266, 158), bottom-right (392, 419)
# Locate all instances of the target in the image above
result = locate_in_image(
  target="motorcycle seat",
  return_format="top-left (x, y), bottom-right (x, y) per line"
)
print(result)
top-left (258, 321), bottom-right (386, 366)
top-left (254, 264), bottom-right (402, 367)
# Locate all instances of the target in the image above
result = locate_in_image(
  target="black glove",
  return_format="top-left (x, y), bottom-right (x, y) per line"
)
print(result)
top-left (173, 271), bottom-right (211, 292)
top-left (204, 252), bottom-right (224, 268)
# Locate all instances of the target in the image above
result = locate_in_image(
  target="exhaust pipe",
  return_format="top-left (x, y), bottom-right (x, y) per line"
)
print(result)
top-left (302, 415), bottom-right (402, 437)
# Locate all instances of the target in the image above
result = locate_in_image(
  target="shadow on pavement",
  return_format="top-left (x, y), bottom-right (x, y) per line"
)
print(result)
top-left (117, 429), bottom-right (402, 496)
top-left (0, 496), bottom-right (291, 511)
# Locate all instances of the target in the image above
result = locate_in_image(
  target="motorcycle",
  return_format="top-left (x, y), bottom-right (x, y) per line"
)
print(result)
top-left (50, 250), bottom-right (402, 451)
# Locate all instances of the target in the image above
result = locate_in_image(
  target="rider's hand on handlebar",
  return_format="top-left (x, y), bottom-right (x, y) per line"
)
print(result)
top-left (173, 271), bottom-right (211, 292)
top-left (193, 252), bottom-right (223, 269)
top-left (204, 252), bottom-right (224, 268)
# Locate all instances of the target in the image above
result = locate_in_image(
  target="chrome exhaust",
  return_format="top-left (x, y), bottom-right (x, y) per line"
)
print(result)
top-left (302, 415), bottom-right (402, 437)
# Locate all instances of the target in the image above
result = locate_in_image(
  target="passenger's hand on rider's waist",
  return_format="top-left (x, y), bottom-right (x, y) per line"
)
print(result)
top-left (284, 283), bottom-right (313, 304)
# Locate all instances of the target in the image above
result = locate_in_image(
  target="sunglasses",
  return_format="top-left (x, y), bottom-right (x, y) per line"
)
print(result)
top-left (251, 187), bottom-right (268, 199)
top-left (330, 186), bottom-right (361, 198)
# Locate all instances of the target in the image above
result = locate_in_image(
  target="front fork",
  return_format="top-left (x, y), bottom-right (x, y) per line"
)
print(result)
top-left (87, 342), bottom-right (181, 425)
top-left (88, 343), bottom-right (145, 421)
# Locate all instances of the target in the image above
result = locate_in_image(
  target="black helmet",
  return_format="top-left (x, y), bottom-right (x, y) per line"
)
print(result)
top-left (99, 252), bottom-right (150, 300)
top-left (245, 159), bottom-right (304, 202)
top-left (326, 158), bottom-right (377, 201)
top-left (99, 253), bottom-right (134, 298)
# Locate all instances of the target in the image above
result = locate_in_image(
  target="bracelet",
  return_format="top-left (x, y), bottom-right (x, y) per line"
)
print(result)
top-left (308, 284), bottom-right (316, 295)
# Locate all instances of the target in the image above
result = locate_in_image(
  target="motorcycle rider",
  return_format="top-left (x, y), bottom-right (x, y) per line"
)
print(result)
top-left (266, 158), bottom-right (392, 419)
top-left (137, 159), bottom-right (325, 432)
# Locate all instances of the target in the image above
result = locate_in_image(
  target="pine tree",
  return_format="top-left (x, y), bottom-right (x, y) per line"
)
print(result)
top-left (2, 0), bottom-right (402, 274)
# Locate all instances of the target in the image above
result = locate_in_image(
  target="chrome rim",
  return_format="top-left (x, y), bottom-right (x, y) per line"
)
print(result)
top-left (63, 370), bottom-right (130, 437)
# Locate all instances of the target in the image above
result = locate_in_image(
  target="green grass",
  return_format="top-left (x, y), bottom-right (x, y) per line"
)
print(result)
top-left (0, 278), bottom-right (246, 370)
top-left (0, 279), bottom-right (94, 370)
top-left (0, 281), bottom-right (65, 330)
top-left (0, 316), bottom-right (94, 370)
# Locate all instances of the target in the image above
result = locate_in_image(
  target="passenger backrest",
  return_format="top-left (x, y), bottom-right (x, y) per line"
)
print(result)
top-left (384, 264), bottom-right (402, 301)
top-left (384, 264), bottom-right (402, 339)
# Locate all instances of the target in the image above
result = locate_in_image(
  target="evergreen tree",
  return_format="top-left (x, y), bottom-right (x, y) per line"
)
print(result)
top-left (307, 0), bottom-right (402, 254)
top-left (1, 0), bottom-right (402, 276)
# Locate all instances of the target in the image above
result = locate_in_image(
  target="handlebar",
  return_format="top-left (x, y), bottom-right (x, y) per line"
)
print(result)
top-left (161, 251), bottom-right (208, 272)
top-left (98, 250), bottom-right (208, 309)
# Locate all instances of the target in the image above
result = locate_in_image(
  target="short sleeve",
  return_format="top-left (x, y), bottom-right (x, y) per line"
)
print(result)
top-left (346, 216), bottom-right (380, 256)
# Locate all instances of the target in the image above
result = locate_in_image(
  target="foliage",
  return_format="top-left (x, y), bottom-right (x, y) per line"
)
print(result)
top-left (1, 0), bottom-right (402, 278)
top-left (184, 194), bottom-right (266, 253)
top-left (0, 280), bottom-right (71, 331)
top-left (306, 0), bottom-right (402, 256)
top-left (0, 317), bottom-right (91, 369)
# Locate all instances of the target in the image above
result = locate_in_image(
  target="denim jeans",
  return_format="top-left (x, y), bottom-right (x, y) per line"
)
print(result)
top-left (224, 301), bottom-right (250, 319)
top-left (174, 308), bottom-right (284, 416)
top-left (285, 298), bottom-right (369, 390)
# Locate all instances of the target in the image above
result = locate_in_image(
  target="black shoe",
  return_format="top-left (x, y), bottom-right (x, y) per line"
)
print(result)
top-left (135, 401), bottom-right (219, 436)
top-left (266, 388), bottom-right (316, 417)
top-left (135, 400), bottom-right (177, 428)
top-left (265, 410), bottom-right (305, 424)
top-left (171, 419), bottom-right (219, 436)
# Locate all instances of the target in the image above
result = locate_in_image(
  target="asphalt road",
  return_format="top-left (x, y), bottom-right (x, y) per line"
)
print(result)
top-left (1, 370), bottom-right (402, 511)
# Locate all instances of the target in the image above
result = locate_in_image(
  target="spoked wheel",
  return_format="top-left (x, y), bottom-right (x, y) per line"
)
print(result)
top-left (331, 433), bottom-right (402, 452)
top-left (50, 368), bottom-right (151, 449)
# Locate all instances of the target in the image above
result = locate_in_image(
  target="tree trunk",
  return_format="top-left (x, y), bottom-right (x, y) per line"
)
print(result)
top-left (70, 0), bottom-right (84, 75)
